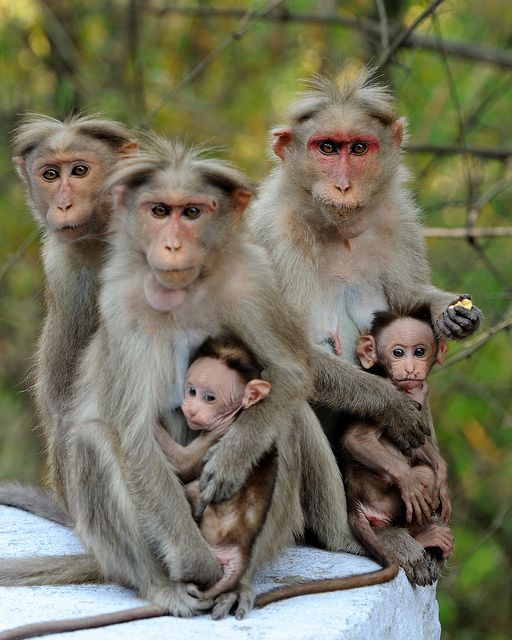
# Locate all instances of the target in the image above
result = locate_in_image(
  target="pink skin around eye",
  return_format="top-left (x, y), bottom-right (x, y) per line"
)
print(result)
top-left (307, 134), bottom-right (380, 154)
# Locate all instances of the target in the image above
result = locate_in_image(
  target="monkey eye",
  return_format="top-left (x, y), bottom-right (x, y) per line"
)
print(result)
top-left (414, 347), bottom-right (427, 357)
top-left (203, 393), bottom-right (216, 404)
top-left (350, 142), bottom-right (369, 156)
top-left (182, 206), bottom-right (202, 220)
top-left (186, 385), bottom-right (197, 397)
top-left (318, 141), bottom-right (338, 155)
top-left (71, 163), bottom-right (90, 177)
top-left (151, 204), bottom-right (170, 218)
top-left (41, 167), bottom-right (60, 181)
top-left (392, 348), bottom-right (405, 358)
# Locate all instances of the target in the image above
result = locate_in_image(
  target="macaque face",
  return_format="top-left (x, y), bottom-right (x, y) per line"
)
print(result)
top-left (20, 137), bottom-right (120, 242)
top-left (375, 318), bottom-right (439, 390)
top-left (357, 317), bottom-right (447, 392)
top-left (272, 109), bottom-right (402, 236)
top-left (181, 357), bottom-right (247, 431)
top-left (134, 190), bottom-right (220, 311)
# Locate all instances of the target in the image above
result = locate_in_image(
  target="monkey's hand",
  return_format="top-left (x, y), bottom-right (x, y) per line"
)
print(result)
top-left (376, 383), bottom-right (430, 454)
top-left (145, 581), bottom-right (214, 617)
top-left (198, 437), bottom-right (245, 505)
top-left (436, 295), bottom-right (482, 339)
top-left (211, 582), bottom-right (255, 620)
top-left (394, 466), bottom-right (435, 525)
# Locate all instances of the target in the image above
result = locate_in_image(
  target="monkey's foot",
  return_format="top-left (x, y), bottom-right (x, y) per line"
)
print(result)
top-left (145, 582), bottom-right (213, 617)
top-left (211, 583), bottom-right (255, 620)
top-left (414, 523), bottom-right (453, 560)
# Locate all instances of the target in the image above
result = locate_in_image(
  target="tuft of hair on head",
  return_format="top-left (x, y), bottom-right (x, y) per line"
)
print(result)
top-left (108, 133), bottom-right (254, 199)
top-left (12, 112), bottom-right (136, 158)
top-left (191, 333), bottom-right (262, 384)
top-left (288, 63), bottom-right (397, 127)
top-left (370, 303), bottom-right (434, 339)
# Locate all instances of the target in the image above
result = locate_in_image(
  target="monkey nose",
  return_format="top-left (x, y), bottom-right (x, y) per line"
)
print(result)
top-left (57, 202), bottom-right (73, 212)
top-left (335, 181), bottom-right (351, 193)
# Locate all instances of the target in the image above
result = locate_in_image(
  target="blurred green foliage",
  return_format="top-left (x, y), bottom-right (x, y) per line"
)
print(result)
top-left (0, 1), bottom-right (510, 638)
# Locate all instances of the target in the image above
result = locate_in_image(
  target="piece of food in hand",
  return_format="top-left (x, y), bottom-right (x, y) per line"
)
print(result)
top-left (449, 298), bottom-right (473, 310)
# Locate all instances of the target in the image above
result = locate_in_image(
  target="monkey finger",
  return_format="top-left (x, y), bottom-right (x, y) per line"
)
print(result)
top-left (436, 314), bottom-right (464, 338)
top-left (211, 592), bottom-right (239, 620)
top-left (234, 588), bottom-right (256, 620)
top-left (405, 500), bottom-right (414, 524)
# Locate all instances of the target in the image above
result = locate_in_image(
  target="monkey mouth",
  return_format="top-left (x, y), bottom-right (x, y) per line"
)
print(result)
top-left (395, 379), bottom-right (424, 390)
top-left (154, 267), bottom-right (200, 289)
top-left (56, 222), bottom-right (89, 241)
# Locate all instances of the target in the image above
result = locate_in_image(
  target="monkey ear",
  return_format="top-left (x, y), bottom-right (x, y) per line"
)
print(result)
top-left (272, 127), bottom-right (293, 161)
top-left (242, 379), bottom-right (272, 408)
top-left (356, 335), bottom-right (378, 369)
top-left (391, 117), bottom-right (407, 147)
top-left (117, 139), bottom-right (138, 157)
top-left (232, 188), bottom-right (253, 222)
top-left (12, 156), bottom-right (28, 182)
top-left (436, 338), bottom-right (448, 365)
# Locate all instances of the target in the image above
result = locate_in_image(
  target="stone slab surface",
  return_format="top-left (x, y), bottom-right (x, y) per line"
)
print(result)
top-left (0, 506), bottom-right (440, 639)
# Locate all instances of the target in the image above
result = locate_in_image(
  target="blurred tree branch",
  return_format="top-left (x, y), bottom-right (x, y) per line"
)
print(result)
top-left (151, 4), bottom-right (512, 69)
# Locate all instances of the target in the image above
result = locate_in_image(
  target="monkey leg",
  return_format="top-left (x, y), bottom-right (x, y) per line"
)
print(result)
top-left (297, 403), bottom-right (364, 554)
top-left (373, 527), bottom-right (443, 586)
top-left (67, 421), bottom-right (215, 616)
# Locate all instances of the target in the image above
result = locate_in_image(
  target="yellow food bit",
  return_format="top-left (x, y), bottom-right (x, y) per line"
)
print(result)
top-left (449, 298), bottom-right (473, 310)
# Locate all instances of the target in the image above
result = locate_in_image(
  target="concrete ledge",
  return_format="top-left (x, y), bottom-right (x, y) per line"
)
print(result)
top-left (0, 506), bottom-right (440, 639)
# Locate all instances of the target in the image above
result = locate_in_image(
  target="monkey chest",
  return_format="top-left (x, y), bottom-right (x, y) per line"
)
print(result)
top-left (310, 276), bottom-right (387, 362)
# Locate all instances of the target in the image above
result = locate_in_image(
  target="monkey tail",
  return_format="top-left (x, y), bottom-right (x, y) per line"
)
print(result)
top-left (255, 510), bottom-right (399, 609)
top-left (254, 562), bottom-right (398, 608)
top-left (0, 554), bottom-right (102, 586)
top-left (0, 606), bottom-right (165, 640)
top-left (0, 483), bottom-right (69, 526)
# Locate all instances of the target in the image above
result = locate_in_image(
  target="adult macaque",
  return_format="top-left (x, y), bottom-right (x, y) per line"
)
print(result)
top-left (155, 334), bottom-right (276, 601)
top-left (4, 115), bottom-right (137, 506)
top-left (248, 67), bottom-right (479, 580)
top-left (0, 139), bottom-right (315, 619)
top-left (342, 305), bottom-right (453, 585)
top-left (248, 66), bottom-right (481, 435)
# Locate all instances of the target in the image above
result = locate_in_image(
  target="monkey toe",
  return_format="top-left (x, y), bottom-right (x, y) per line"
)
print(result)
top-left (211, 592), bottom-right (238, 620)
top-left (211, 584), bottom-right (255, 620)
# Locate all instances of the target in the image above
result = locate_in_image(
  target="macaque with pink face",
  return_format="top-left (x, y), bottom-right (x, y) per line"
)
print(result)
top-left (341, 304), bottom-right (453, 574)
top-left (156, 335), bottom-right (275, 601)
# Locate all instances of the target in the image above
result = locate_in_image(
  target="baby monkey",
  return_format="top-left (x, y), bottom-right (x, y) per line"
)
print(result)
top-left (156, 335), bottom-right (276, 600)
top-left (342, 304), bottom-right (453, 574)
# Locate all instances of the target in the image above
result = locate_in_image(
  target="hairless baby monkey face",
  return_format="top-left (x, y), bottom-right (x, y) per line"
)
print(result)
top-left (357, 317), bottom-right (447, 391)
top-left (181, 356), bottom-right (271, 432)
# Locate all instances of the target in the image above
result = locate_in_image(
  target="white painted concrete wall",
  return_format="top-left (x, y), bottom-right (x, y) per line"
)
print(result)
top-left (0, 506), bottom-right (440, 639)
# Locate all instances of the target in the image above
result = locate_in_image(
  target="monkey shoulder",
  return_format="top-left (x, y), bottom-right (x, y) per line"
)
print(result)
top-left (221, 240), bottom-right (281, 307)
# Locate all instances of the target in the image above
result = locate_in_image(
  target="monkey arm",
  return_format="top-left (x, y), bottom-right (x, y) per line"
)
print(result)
top-left (155, 424), bottom-right (222, 483)
top-left (199, 284), bottom-right (312, 504)
top-left (312, 347), bottom-right (428, 453)
top-left (411, 441), bottom-right (451, 522)
top-left (343, 423), bottom-right (433, 524)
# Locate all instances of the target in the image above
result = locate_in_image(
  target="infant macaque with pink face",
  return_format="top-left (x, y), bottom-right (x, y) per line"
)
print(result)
top-left (156, 335), bottom-right (275, 601)
top-left (342, 304), bottom-right (453, 562)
